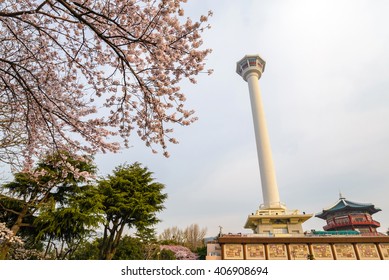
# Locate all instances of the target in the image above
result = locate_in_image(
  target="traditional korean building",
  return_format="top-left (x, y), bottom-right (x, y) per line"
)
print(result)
top-left (316, 195), bottom-right (382, 236)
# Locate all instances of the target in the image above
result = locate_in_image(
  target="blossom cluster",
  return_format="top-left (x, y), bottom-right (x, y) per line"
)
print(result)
top-left (160, 244), bottom-right (198, 260)
top-left (0, 223), bottom-right (23, 245)
top-left (0, 223), bottom-right (43, 259)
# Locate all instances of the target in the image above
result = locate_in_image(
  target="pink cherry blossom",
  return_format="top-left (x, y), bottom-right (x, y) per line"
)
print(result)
top-left (160, 244), bottom-right (198, 260)
top-left (0, 223), bottom-right (23, 245)
top-left (0, 0), bottom-right (212, 169)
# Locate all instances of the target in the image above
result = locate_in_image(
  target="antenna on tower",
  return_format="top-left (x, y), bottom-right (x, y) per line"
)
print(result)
top-left (218, 226), bottom-right (223, 237)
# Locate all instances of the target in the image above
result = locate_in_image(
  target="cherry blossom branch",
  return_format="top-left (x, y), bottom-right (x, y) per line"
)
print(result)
top-left (0, 0), bottom-right (212, 167)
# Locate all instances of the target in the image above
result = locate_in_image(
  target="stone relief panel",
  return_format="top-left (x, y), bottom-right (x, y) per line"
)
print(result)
top-left (379, 243), bottom-right (389, 260)
top-left (223, 244), bottom-right (243, 260)
top-left (356, 243), bottom-right (380, 260)
top-left (311, 244), bottom-right (333, 260)
top-left (267, 244), bottom-right (288, 260)
top-left (333, 244), bottom-right (356, 260)
top-left (245, 244), bottom-right (266, 260)
top-left (288, 244), bottom-right (309, 260)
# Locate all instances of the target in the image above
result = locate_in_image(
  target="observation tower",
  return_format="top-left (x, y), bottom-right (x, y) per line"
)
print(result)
top-left (236, 54), bottom-right (312, 236)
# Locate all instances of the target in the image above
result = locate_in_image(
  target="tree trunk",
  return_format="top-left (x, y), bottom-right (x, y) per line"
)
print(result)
top-left (0, 205), bottom-right (29, 259)
top-left (100, 223), bottom-right (118, 260)
top-left (106, 223), bottom-right (126, 260)
top-left (99, 221), bottom-right (126, 260)
top-left (0, 244), bottom-right (10, 260)
top-left (44, 236), bottom-right (53, 259)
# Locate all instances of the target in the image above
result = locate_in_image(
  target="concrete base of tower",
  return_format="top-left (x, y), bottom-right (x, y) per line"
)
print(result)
top-left (244, 207), bottom-right (313, 236)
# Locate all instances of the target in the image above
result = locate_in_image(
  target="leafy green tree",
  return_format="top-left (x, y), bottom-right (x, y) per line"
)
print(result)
top-left (71, 234), bottom-right (175, 260)
top-left (33, 185), bottom-right (104, 259)
top-left (159, 249), bottom-right (177, 260)
top-left (97, 162), bottom-right (167, 260)
top-left (0, 151), bottom-right (96, 259)
top-left (112, 236), bottom-right (148, 260)
top-left (195, 246), bottom-right (207, 260)
top-left (70, 238), bottom-right (100, 260)
top-left (71, 237), bottom-right (148, 260)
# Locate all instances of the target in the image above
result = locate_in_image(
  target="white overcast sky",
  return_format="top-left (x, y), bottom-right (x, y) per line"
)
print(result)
top-left (95, 0), bottom-right (389, 237)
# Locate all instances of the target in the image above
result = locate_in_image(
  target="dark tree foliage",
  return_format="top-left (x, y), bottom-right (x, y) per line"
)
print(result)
top-left (0, 151), bottom-right (97, 259)
top-left (97, 162), bottom-right (167, 260)
top-left (195, 246), bottom-right (207, 260)
top-left (71, 235), bottom-right (176, 260)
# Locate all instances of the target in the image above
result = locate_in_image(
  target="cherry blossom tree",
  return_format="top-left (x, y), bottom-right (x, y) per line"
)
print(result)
top-left (0, 222), bottom-right (22, 246)
top-left (0, 0), bottom-right (212, 169)
top-left (159, 244), bottom-right (198, 260)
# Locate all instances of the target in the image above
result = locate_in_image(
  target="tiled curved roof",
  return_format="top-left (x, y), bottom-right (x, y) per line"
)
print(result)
top-left (316, 197), bottom-right (381, 219)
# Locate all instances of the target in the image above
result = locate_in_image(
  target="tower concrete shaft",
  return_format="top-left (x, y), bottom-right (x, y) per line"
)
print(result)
top-left (236, 55), bottom-right (283, 209)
